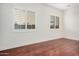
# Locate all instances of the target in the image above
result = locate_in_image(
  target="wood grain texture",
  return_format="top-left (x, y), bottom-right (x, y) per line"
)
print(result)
top-left (0, 38), bottom-right (79, 56)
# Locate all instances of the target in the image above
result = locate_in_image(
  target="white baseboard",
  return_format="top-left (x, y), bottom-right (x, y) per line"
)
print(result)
top-left (0, 35), bottom-right (78, 51)
top-left (0, 36), bottom-right (62, 51)
top-left (64, 36), bottom-right (79, 41)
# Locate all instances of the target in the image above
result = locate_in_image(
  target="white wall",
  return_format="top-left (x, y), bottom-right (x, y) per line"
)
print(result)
top-left (0, 3), bottom-right (64, 51)
top-left (0, 5), bottom-right (1, 42)
top-left (64, 3), bottom-right (79, 40)
top-left (0, 4), bottom-right (3, 49)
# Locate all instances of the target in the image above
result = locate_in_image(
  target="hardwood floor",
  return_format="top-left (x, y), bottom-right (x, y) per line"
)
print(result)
top-left (0, 38), bottom-right (79, 56)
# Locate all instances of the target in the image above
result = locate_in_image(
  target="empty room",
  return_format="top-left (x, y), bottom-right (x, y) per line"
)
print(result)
top-left (0, 3), bottom-right (79, 56)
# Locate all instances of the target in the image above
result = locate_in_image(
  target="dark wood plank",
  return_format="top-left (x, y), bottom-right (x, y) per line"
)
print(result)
top-left (0, 38), bottom-right (79, 56)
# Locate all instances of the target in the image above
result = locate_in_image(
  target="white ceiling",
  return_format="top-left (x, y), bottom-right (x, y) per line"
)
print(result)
top-left (47, 3), bottom-right (71, 10)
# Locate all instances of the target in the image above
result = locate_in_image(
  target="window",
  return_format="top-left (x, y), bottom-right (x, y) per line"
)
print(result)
top-left (14, 8), bottom-right (26, 29)
top-left (50, 15), bottom-right (59, 29)
top-left (55, 16), bottom-right (59, 29)
top-left (27, 11), bottom-right (35, 29)
top-left (14, 8), bottom-right (36, 30)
